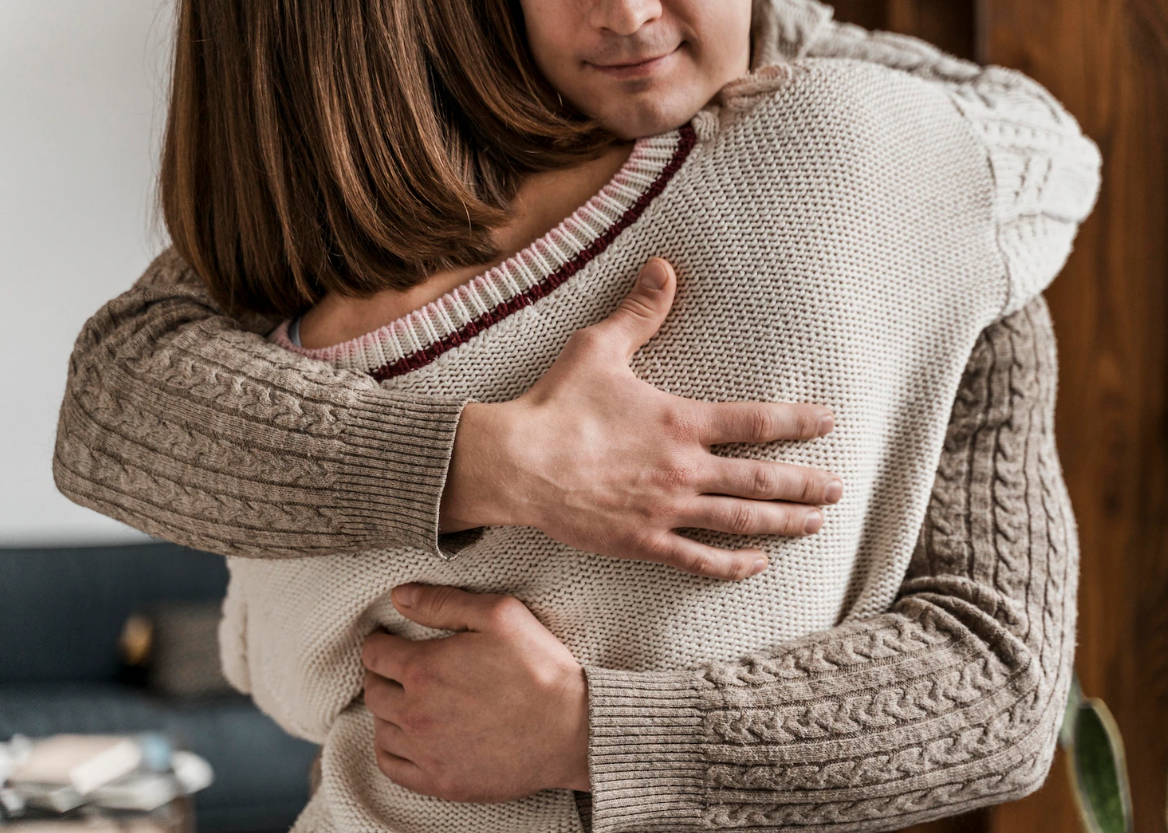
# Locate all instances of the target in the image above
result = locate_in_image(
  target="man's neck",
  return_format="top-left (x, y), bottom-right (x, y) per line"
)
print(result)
top-left (299, 141), bottom-right (635, 350)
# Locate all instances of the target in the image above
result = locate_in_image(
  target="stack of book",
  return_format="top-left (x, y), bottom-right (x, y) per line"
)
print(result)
top-left (0, 734), bottom-right (212, 821)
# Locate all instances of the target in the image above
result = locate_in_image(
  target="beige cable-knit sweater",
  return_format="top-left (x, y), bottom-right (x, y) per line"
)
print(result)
top-left (53, 2), bottom-right (1100, 831)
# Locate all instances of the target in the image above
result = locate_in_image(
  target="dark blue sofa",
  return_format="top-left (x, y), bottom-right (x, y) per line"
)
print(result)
top-left (0, 543), bottom-right (318, 833)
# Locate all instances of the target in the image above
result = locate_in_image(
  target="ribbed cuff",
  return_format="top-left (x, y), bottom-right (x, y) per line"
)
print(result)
top-left (583, 666), bottom-right (708, 833)
top-left (336, 391), bottom-right (471, 560)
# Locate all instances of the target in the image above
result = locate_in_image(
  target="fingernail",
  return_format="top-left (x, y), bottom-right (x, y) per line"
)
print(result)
top-left (393, 584), bottom-right (419, 607)
top-left (824, 479), bottom-right (843, 504)
top-left (817, 415), bottom-right (835, 437)
top-left (804, 510), bottom-right (823, 534)
top-left (750, 558), bottom-right (768, 576)
top-left (640, 260), bottom-right (668, 290)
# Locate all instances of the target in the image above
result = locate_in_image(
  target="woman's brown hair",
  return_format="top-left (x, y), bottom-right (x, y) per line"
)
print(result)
top-left (161, 0), bottom-right (614, 317)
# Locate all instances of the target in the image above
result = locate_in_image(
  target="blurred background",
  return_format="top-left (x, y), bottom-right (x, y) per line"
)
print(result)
top-left (0, 3), bottom-right (316, 831)
top-left (1, 1), bottom-right (1164, 832)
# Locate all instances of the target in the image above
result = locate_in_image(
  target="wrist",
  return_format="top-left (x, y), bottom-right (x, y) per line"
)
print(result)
top-left (555, 664), bottom-right (592, 792)
top-left (439, 401), bottom-right (534, 531)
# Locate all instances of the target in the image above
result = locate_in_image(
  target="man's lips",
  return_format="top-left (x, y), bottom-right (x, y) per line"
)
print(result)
top-left (586, 46), bottom-right (680, 80)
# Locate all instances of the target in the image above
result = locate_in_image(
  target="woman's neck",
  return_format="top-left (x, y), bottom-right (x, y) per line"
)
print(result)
top-left (299, 141), bottom-right (635, 349)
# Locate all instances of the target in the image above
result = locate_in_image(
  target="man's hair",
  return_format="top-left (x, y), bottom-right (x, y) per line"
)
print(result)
top-left (161, 0), bottom-right (614, 317)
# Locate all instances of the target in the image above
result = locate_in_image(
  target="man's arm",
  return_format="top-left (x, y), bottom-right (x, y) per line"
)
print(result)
top-left (54, 248), bottom-right (470, 559)
top-left (55, 252), bottom-right (836, 576)
top-left (583, 297), bottom-right (1078, 831)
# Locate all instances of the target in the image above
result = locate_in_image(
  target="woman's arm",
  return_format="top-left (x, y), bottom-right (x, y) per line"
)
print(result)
top-left (582, 296), bottom-right (1078, 831)
top-left (55, 252), bottom-right (836, 575)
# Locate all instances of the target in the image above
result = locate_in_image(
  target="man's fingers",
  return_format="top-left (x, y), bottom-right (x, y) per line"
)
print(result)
top-left (391, 583), bottom-right (493, 632)
top-left (650, 533), bottom-right (770, 581)
top-left (374, 745), bottom-right (430, 795)
top-left (362, 631), bottom-right (417, 681)
top-left (364, 668), bottom-right (405, 717)
top-left (373, 715), bottom-right (413, 759)
top-left (697, 401), bottom-right (834, 446)
top-left (698, 458), bottom-right (843, 506)
top-left (679, 496), bottom-right (824, 538)
top-left (587, 259), bottom-right (677, 361)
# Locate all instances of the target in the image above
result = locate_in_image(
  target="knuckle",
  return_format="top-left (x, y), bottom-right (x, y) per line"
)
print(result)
top-left (747, 408), bottom-right (777, 442)
top-left (400, 657), bottom-right (429, 689)
top-left (682, 551), bottom-right (715, 577)
top-left (794, 408), bottom-right (819, 439)
top-left (751, 465), bottom-right (778, 496)
top-left (619, 295), bottom-right (656, 322)
top-left (567, 326), bottom-right (606, 354)
top-left (798, 472), bottom-right (819, 504)
top-left (427, 585), bottom-right (457, 609)
top-left (651, 455), bottom-right (698, 492)
top-left (400, 707), bottom-right (435, 735)
top-left (364, 677), bottom-right (386, 711)
top-left (726, 558), bottom-right (752, 581)
top-left (486, 595), bottom-right (524, 624)
top-left (658, 404), bottom-right (700, 443)
top-left (629, 531), bottom-right (668, 561)
top-left (724, 502), bottom-right (758, 535)
top-left (777, 506), bottom-right (805, 535)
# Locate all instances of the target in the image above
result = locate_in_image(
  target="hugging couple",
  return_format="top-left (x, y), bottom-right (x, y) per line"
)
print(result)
top-left (56, 0), bottom-right (1101, 831)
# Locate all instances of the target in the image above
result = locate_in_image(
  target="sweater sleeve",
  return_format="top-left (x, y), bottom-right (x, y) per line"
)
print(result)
top-left (581, 296), bottom-right (1078, 832)
top-left (53, 248), bottom-right (478, 560)
top-left (800, 16), bottom-right (1103, 318)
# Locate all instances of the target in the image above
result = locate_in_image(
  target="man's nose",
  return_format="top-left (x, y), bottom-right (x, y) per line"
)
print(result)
top-left (588, 0), bottom-right (664, 37)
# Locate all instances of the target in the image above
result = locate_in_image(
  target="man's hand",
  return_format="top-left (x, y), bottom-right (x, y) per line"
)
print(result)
top-left (440, 258), bottom-right (843, 581)
top-left (363, 584), bottom-right (590, 803)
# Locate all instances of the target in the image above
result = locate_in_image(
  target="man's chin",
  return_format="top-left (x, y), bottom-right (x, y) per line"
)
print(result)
top-left (600, 103), bottom-right (705, 140)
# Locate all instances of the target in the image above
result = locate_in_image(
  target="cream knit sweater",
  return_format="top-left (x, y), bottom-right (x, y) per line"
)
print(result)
top-left (208, 2), bottom-right (1103, 832)
top-left (53, 2), bottom-right (1100, 831)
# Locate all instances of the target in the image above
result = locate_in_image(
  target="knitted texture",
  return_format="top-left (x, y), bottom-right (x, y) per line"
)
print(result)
top-left (584, 299), bottom-right (1077, 832)
top-left (53, 247), bottom-right (473, 559)
top-left (219, 8), bottom-right (1095, 831)
top-left (50, 2), bottom-right (1098, 831)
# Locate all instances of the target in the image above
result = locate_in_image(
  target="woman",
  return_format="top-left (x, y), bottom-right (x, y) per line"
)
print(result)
top-left (55, 0), bottom-right (1099, 831)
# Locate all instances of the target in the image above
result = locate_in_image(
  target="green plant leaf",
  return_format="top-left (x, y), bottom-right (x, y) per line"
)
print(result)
top-left (1068, 698), bottom-right (1134, 833)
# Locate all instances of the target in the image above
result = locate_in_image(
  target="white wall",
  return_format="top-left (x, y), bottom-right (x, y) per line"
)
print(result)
top-left (0, 1), bottom-right (173, 545)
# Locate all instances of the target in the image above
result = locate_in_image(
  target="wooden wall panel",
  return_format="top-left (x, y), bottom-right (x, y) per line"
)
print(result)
top-left (981, 0), bottom-right (1168, 831)
top-left (830, 0), bottom-right (977, 60)
top-left (829, 0), bottom-right (888, 33)
top-left (827, 1), bottom-right (1168, 831)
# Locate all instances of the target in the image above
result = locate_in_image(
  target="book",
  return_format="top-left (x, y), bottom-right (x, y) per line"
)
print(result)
top-left (10, 736), bottom-right (143, 796)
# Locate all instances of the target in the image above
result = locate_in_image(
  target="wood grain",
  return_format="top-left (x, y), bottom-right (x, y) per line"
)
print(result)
top-left (829, 0), bottom-right (977, 59)
top-left (981, 0), bottom-right (1168, 828)
top-left (827, 1), bottom-right (1168, 831)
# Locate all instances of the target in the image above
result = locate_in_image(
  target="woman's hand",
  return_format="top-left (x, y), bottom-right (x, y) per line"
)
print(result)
top-left (363, 584), bottom-right (589, 802)
top-left (440, 258), bottom-right (843, 582)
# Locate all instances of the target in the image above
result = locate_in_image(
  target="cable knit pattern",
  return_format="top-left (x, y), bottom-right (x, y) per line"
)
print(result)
top-left (50, 3), bottom-right (1094, 832)
top-left (585, 300), bottom-right (1078, 832)
top-left (52, 0), bottom-right (1099, 567)
top-left (54, 248), bottom-right (473, 559)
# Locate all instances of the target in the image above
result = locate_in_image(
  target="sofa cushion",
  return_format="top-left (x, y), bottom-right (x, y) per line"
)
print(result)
top-left (0, 544), bottom-right (228, 684)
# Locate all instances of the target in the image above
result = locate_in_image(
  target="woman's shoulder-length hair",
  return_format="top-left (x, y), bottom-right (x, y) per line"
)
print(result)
top-left (162, 0), bottom-right (613, 318)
